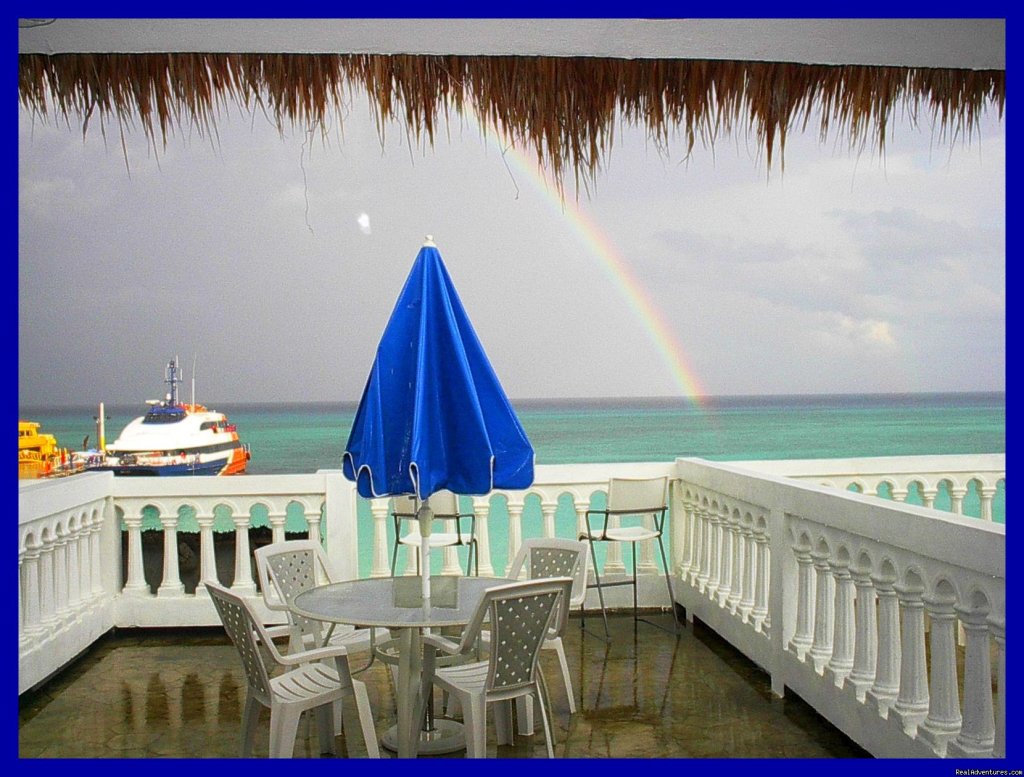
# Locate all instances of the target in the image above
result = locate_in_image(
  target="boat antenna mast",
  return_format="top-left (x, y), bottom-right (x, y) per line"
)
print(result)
top-left (165, 357), bottom-right (181, 406)
top-left (191, 354), bottom-right (197, 409)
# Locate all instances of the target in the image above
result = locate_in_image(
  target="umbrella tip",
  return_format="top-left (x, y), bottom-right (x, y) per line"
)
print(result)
top-left (423, 235), bottom-right (436, 247)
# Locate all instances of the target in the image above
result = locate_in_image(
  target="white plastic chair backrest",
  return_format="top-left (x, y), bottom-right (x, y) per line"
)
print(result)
top-left (208, 581), bottom-right (273, 704)
top-left (254, 540), bottom-right (335, 640)
top-left (392, 494), bottom-right (418, 516)
top-left (508, 538), bottom-right (587, 609)
top-left (462, 578), bottom-right (572, 694)
top-left (392, 490), bottom-right (463, 524)
top-left (607, 476), bottom-right (669, 514)
top-left (392, 489), bottom-right (460, 513)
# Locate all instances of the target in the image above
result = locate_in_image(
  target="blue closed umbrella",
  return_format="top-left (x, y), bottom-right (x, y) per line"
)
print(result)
top-left (343, 237), bottom-right (534, 600)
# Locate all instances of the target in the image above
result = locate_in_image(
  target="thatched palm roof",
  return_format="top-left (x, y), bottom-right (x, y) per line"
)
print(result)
top-left (18, 50), bottom-right (1005, 192)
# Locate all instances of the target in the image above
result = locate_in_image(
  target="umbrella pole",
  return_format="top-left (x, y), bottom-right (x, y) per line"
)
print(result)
top-left (417, 498), bottom-right (433, 604)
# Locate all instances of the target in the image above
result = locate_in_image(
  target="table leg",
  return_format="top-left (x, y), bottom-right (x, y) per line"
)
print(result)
top-left (381, 626), bottom-right (466, 756)
top-left (395, 627), bottom-right (422, 757)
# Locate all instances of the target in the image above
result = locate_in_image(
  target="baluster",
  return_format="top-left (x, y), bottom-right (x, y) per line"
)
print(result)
top-left (808, 550), bottom-right (835, 673)
top-left (472, 498), bottom-right (494, 577)
top-left (738, 523), bottom-right (756, 622)
top-left (726, 514), bottom-right (744, 613)
top-left (891, 486), bottom-right (909, 505)
top-left (52, 525), bottom-right (70, 623)
top-left (715, 510), bottom-right (733, 607)
top-left (867, 571), bottom-right (900, 716)
top-left (370, 499), bottom-right (391, 577)
top-left (891, 580), bottom-right (929, 735)
top-left (693, 503), bottom-right (709, 589)
top-left (949, 486), bottom-right (967, 515)
top-left (574, 500), bottom-right (591, 590)
top-left (947, 606), bottom-right (996, 757)
top-left (268, 508), bottom-right (287, 545)
top-left (18, 547), bottom-right (25, 648)
top-left (825, 558), bottom-right (855, 685)
top-left (441, 541), bottom-right (462, 575)
top-left (38, 532), bottom-right (58, 629)
top-left (603, 494), bottom-right (626, 575)
top-left (787, 543), bottom-right (814, 659)
top-left (440, 495), bottom-right (467, 575)
top-left (917, 590), bottom-right (962, 755)
top-left (372, 497), bottom-right (391, 577)
top-left (230, 513), bottom-right (257, 595)
top-left (507, 499), bottom-right (525, 576)
top-left (305, 507), bottom-right (322, 546)
top-left (21, 540), bottom-right (44, 643)
top-left (158, 511), bottom-right (185, 597)
top-left (979, 486), bottom-right (997, 522)
top-left (123, 511), bottom-right (149, 596)
top-left (990, 617), bottom-right (1006, 758)
top-left (195, 512), bottom-right (217, 596)
top-left (540, 500), bottom-right (557, 539)
top-left (705, 507), bottom-right (721, 597)
top-left (921, 487), bottom-right (938, 509)
top-left (751, 525), bottom-right (770, 632)
top-left (845, 566), bottom-right (877, 700)
top-left (64, 521), bottom-right (81, 613)
top-left (678, 495), bottom-right (696, 579)
top-left (89, 512), bottom-right (104, 598)
top-left (75, 519), bottom-right (91, 605)
top-left (637, 509), bottom-right (658, 575)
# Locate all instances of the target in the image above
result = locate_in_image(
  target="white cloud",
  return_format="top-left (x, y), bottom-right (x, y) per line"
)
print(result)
top-left (835, 315), bottom-right (898, 349)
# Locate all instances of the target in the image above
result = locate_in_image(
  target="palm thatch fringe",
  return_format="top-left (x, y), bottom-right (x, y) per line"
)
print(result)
top-left (19, 52), bottom-right (1005, 193)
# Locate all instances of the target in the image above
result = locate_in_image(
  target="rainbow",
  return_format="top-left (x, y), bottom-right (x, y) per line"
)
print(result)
top-left (486, 132), bottom-right (707, 407)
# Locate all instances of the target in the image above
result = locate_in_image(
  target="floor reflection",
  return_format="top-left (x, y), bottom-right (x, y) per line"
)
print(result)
top-left (19, 609), bottom-right (868, 758)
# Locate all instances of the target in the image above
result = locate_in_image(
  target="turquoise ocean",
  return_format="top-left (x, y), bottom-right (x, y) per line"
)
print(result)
top-left (20, 393), bottom-right (1006, 576)
top-left (23, 391), bottom-right (1006, 521)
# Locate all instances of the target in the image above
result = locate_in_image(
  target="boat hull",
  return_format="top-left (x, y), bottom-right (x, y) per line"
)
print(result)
top-left (94, 459), bottom-right (229, 477)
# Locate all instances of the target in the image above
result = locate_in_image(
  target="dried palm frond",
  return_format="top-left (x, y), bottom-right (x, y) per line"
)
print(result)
top-left (18, 52), bottom-right (1005, 195)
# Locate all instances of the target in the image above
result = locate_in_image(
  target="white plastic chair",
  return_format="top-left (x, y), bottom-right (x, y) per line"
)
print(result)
top-left (422, 577), bottom-right (573, 758)
top-left (207, 581), bottom-right (380, 758)
top-left (484, 538), bottom-right (587, 720)
top-left (254, 540), bottom-right (388, 667)
top-left (391, 490), bottom-right (478, 576)
top-left (579, 476), bottom-right (679, 636)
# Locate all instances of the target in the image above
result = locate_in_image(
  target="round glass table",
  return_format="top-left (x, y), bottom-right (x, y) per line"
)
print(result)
top-left (292, 575), bottom-right (512, 757)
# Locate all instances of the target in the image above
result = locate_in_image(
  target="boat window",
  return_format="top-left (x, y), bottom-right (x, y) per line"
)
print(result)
top-left (143, 408), bottom-right (186, 424)
top-left (200, 421), bottom-right (217, 431)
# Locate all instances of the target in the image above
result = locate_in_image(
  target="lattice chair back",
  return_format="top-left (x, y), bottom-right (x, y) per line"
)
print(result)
top-left (208, 582), bottom-right (273, 705)
top-left (476, 578), bottom-right (572, 696)
top-left (259, 541), bottom-right (333, 644)
top-left (510, 538), bottom-right (587, 623)
top-left (607, 476), bottom-right (669, 515)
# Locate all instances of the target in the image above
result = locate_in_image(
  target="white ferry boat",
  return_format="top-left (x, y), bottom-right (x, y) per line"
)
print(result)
top-left (99, 359), bottom-right (250, 476)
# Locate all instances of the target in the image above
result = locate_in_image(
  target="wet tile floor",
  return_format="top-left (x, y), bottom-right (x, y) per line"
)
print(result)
top-left (19, 609), bottom-right (869, 759)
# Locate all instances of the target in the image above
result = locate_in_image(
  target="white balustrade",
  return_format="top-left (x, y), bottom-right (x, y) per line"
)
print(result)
top-left (18, 455), bottom-right (1005, 762)
top-left (672, 456), bottom-right (1004, 760)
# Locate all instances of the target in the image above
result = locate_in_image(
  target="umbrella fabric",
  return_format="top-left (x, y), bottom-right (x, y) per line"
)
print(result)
top-left (343, 240), bottom-right (534, 501)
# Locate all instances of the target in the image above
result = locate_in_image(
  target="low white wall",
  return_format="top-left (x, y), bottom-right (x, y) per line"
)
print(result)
top-left (673, 457), bottom-right (1005, 759)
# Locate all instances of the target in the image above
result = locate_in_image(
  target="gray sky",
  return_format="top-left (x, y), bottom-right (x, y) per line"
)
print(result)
top-left (18, 88), bottom-right (1005, 407)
